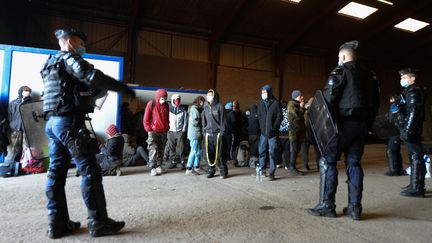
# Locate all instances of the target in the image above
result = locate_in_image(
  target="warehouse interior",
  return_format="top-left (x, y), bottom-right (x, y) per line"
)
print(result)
top-left (0, 0), bottom-right (431, 242)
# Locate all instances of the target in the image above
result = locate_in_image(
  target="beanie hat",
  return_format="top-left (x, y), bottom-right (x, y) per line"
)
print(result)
top-left (225, 102), bottom-right (233, 110)
top-left (291, 90), bottom-right (302, 100)
top-left (106, 124), bottom-right (118, 136)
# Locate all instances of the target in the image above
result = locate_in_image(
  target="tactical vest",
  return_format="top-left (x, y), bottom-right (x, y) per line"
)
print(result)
top-left (41, 52), bottom-right (94, 115)
top-left (338, 64), bottom-right (372, 109)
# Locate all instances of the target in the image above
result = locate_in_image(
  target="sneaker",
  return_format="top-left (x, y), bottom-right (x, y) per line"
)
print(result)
top-left (88, 217), bottom-right (125, 237)
top-left (150, 168), bottom-right (157, 176)
top-left (47, 220), bottom-right (81, 239)
top-left (168, 163), bottom-right (177, 169)
top-left (185, 169), bottom-right (193, 175)
top-left (342, 204), bottom-right (362, 220)
top-left (276, 164), bottom-right (283, 168)
top-left (268, 174), bottom-right (275, 181)
top-left (116, 168), bottom-right (122, 176)
top-left (194, 167), bottom-right (201, 174)
top-left (288, 168), bottom-right (304, 176)
top-left (156, 166), bottom-right (163, 174)
top-left (307, 201), bottom-right (336, 218)
top-left (219, 175), bottom-right (227, 179)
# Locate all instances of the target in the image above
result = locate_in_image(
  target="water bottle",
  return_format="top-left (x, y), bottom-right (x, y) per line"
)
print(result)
top-left (256, 165), bottom-right (262, 182)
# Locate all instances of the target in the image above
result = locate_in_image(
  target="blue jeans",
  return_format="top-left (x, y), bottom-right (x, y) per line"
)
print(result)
top-left (187, 139), bottom-right (201, 169)
top-left (258, 135), bottom-right (279, 176)
top-left (45, 116), bottom-right (107, 221)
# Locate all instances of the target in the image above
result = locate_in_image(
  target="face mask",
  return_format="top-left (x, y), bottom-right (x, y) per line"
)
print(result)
top-left (159, 98), bottom-right (166, 104)
top-left (400, 79), bottom-right (410, 88)
top-left (245, 111), bottom-right (251, 116)
top-left (261, 93), bottom-right (268, 100)
top-left (75, 46), bottom-right (86, 56)
top-left (22, 91), bottom-right (30, 97)
top-left (174, 99), bottom-right (181, 107)
top-left (338, 59), bottom-right (343, 66)
top-left (207, 95), bottom-right (214, 103)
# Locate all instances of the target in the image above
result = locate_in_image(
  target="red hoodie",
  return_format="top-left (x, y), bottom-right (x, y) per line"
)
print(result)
top-left (143, 89), bottom-right (169, 133)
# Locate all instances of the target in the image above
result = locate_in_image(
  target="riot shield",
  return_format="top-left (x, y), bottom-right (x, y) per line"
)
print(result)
top-left (372, 113), bottom-right (399, 140)
top-left (308, 90), bottom-right (338, 155)
top-left (19, 100), bottom-right (48, 159)
top-left (20, 101), bottom-right (98, 161)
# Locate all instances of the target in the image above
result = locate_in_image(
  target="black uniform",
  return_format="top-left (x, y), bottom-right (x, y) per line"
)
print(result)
top-left (394, 79), bottom-right (427, 197)
top-left (41, 28), bottom-right (133, 238)
top-left (308, 43), bottom-right (380, 220)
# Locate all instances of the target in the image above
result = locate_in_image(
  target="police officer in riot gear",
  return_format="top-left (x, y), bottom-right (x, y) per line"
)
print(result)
top-left (41, 28), bottom-right (135, 238)
top-left (392, 68), bottom-right (427, 197)
top-left (307, 40), bottom-right (379, 220)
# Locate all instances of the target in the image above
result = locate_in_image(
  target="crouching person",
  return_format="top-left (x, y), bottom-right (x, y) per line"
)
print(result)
top-left (97, 124), bottom-right (124, 176)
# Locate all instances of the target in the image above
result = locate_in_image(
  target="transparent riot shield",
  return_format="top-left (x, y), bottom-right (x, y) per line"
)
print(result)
top-left (19, 100), bottom-right (48, 159)
top-left (308, 90), bottom-right (338, 155)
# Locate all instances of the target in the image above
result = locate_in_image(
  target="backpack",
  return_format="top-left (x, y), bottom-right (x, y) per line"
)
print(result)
top-left (20, 147), bottom-right (45, 174)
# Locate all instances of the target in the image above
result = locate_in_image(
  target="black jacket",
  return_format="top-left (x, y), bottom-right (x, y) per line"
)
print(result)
top-left (202, 90), bottom-right (225, 134)
top-left (247, 105), bottom-right (260, 136)
top-left (100, 135), bottom-right (125, 164)
top-left (225, 110), bottom-right (242, 135)
top-left (258, 97), bottom-right (282, 138)
top-left (397, 83), bottom-right (427, 143)
top-left (323, 61), bottom-right (379, 127)
top-left (8, 96), bottom-right (31, 132)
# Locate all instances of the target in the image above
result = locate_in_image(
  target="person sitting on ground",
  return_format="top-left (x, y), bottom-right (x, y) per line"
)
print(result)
top-left (122, 134), bottom-right (149, 167)
top-left (97, 124), bottom-right (125, 176)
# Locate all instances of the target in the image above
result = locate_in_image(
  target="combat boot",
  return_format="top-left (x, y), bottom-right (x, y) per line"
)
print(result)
top-left (307, 200), bottom-right (336, 218)
top-left (47, 220), bottom-right (81, 239)
top-left (342, 204), bottom-right (362, 220)
top-left (88, 217), bottom-right (125, 237)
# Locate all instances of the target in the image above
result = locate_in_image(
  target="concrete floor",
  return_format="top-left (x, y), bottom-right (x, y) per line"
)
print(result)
top-left (0, 144), bottom-right (431, 243)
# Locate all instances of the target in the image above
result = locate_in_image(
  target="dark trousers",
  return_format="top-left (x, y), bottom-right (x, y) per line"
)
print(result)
top-left (167, 131), bottom-right (186, 162)
top-left (225, 132), bottom-right (240, 162)
top-left (258, 135), bottom-right (279, 176)
top-left (205, 133), bottom-right (228, 176)
top-left (289, 141), bottom-right (300, 169)
top-left (278, 138), bottom-right (290, 167)
top-left (322, 120), bottom-right (368, 205)
top-left (248, 135), bottom-right (259, 158)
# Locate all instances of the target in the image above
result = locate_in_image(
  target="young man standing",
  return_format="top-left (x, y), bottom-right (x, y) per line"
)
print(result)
top-left (143, 89), bottom-right (169, 176)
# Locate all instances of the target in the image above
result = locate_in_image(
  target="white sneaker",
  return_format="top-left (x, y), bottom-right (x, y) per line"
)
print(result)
top-left (150, 168), bottom-right (157, 176)
top-left (116, 168), bottom-right (122, 176)
top-left (185, 169), bottom-right (193, 175)
top-left (156, 166), bottom-right (163, 175)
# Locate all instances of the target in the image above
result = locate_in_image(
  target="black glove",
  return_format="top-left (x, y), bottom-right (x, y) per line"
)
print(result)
top-left (400, 129), bottom-right (412, 143)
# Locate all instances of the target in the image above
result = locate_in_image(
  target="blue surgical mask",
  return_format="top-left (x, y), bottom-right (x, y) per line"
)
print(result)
top-left (400, 79), bottom-right (409, 88)
top-left (75, 46), bottom-right (86, 56)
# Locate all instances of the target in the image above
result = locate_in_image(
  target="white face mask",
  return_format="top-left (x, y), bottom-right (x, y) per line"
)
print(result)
top-left (22, 91), bottom-right (31, 98)
top-left (245, 111), bottom-right (251, 116)
top-left (261, 93), bottom-right (268, 100)
top-left (400, 79), bottom-right (410, 88)
top-left (207, 95), bottom-right (214, 103)
top-left (159, 98), bottom-right (166, 104)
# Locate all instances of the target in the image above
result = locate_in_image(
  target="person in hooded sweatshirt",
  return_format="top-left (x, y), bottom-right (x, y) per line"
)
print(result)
top-left (186, 96), bottom-right (205, 175)
top-left (224, 101), bottom-right (242, 166)
top-left (167, 94), bottom-right (188, 169)
top-left (143, 89), bottom-right (169, 176)
top-left (6, 85), bottom-right (32, 163)
top-left (202, 89), bottom-right (228, 179)
top-left (257, 85), bottom-right (282, 181)
top-left (97, 124), bottom-right (125, 176)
